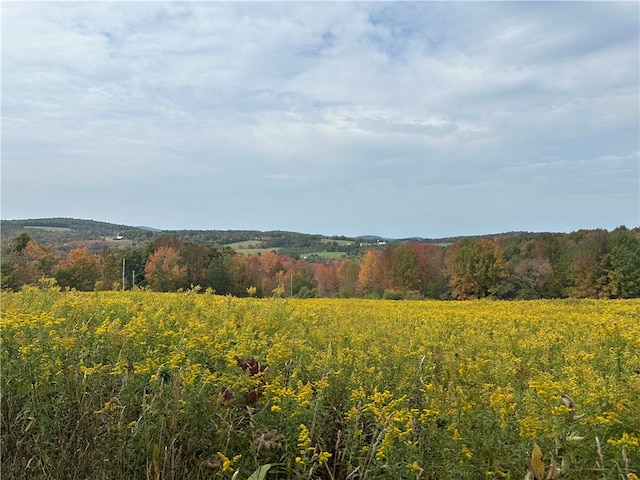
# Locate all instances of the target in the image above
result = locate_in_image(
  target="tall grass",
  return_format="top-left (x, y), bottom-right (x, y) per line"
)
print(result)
top-left (1, 287), bottom-right (638, 479)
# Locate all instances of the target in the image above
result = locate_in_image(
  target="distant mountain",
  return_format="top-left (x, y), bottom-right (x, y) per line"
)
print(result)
top-left (0, 218), bottom-right (371, 257)
top-left (1, 217), bottom-right (541, 254)
top-left (2, 217), bottom-right (147, 231)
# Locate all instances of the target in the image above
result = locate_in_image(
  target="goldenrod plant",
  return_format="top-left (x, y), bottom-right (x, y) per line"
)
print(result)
top-left (1, 288), bottom-right (638, 478)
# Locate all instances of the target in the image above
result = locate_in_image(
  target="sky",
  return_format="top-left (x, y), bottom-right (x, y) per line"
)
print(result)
top-left (2, 1), bottom-right (639, 239)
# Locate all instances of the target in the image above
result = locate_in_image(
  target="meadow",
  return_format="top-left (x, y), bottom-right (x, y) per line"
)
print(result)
top-left (1, 288), bottom-right (638, 479)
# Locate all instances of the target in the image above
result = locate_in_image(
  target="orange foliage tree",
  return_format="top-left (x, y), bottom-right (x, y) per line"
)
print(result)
top-left (357, 249), bottom-right (385, 297)
top-left (7, 239), bottom-right (58, 289)
top-left (247, 251), bottom-right (292, 296)
top-left (54, 247), bottom-right (102, 291)
top-left (144, 246), bottom-right (188, 291)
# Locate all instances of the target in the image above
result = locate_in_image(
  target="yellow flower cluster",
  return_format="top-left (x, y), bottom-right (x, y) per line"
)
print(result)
top-left (295, 423), bottom-right (332, 468)
top-left (2, 290), bottom-right (639, 478)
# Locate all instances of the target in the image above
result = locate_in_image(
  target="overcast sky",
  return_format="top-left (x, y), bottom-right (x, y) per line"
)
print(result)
top-left (2, 1), bottom-right (639, 238)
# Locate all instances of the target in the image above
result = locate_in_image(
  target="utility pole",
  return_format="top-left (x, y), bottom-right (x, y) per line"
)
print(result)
top-left (132, 270), bottom-right (135, 290)
top-left (122, 257), bottom-right (126, 291)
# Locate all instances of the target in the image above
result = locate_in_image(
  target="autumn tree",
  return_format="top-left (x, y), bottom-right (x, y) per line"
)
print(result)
top-left (54, 247), bottom-right (102, 291)
top-left (246, 251), bottom-right (292, 297)
top-left (514, 257), bottom-right (553, 299)
top-left (312, 261), bottom-right (340, 297)
top-left (357, 250), bottom-right (385, 297)
top-left (227, 253), bottom-right (252, 296)
top-left (3, 238), bottom-right (58, 290)
top-left (411, 243), bottom-right (449, 298)
top-left (497, 237), bottom-right (555, 299)
top-left (445, 238), bottom-right (507, 299)
top-left (145, 245), bottom-right (188, 291)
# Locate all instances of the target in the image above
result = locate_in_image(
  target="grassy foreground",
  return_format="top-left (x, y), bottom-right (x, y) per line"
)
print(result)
top-left (1, 288), bottom-right (639, 479)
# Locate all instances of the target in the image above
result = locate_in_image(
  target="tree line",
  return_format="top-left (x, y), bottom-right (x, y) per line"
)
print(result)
top-left (2, 226), bottom-right (639, 299)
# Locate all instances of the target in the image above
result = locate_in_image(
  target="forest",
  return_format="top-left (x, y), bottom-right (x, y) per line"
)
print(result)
top-left (2, 226), bottom-right (639, 300)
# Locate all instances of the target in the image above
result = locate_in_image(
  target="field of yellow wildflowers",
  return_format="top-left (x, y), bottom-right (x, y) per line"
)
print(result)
top-left (1, 287), bottom-right (638, 479)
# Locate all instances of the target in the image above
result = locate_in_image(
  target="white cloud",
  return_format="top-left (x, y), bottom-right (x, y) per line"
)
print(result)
top-left (2, 1), bottom-right (638, 237)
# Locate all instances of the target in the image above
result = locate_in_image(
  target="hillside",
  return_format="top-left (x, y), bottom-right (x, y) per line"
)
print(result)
top-left (0, 218), bottom-right (368, 256)
top-left (0, 217), bottom-right (579, 257)
top-left (3, 218), bottom-right (638, 300)
top-left (1, 218), bottom-right (156, 250)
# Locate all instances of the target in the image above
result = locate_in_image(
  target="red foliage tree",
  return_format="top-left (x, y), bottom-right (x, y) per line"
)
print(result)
top-left (313, 261), bottom-right (340, 297)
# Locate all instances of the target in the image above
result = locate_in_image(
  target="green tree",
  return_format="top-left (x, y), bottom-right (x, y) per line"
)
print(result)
top-left (100, 247), bottom-right (123, 290)
top-left (181, 242), bottom-right (212, 287)
top-left (607, 226), bottom-right (640, 298)
top-left (124, 244), bottom-right (154, 289)
top-left (208, 248), bottom-right (232, 295)
top-left (390, 244), bottom-right (421, 292)
top-left (524, 234), bottom-right (572, 298)
top-left (1, 256), bottom-right (14, 290)
top-left (291, 260), bottom-right (317, 297)
top-left (152, 235), bottom-right (183, 251)
top-left (567, 230), bottom-right (612, 298)
top-left (337, 260), bottom-right (360, 297)
top-left (12, 232), bottom-right (32, 254)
